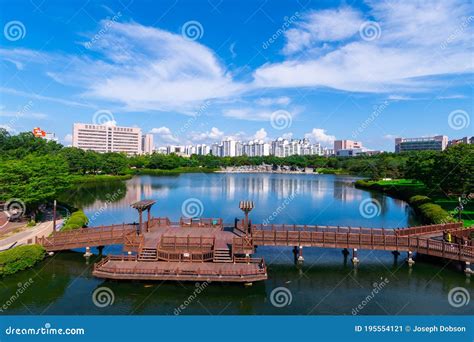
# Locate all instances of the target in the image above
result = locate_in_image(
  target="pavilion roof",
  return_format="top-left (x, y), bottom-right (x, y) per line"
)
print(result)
top-left (131, 199), bottom-right (156, 211)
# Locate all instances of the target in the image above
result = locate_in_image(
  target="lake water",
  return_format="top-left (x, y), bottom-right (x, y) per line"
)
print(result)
top-left (0, 173), bottom-right (471, 315)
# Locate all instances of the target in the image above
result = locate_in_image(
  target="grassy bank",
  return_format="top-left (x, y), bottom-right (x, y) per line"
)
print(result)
top-left (354, 179), bottom-right (468, 225)
top-left (316, 168), bottom-right (348, 175)
top-left (0, 245), bottom-right (45, 276)
top-left (134, 167), bottom-right (218, 175)
top-left (70, 174), bottom-right (133, 183)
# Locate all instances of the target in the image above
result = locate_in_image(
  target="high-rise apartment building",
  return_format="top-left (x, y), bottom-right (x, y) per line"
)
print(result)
top-left (141, 133), bottom-right (154, 154)
top-left (72, 123), bottom-right (142, 155)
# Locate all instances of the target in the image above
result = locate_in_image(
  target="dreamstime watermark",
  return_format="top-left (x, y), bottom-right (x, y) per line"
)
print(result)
top-left (176, 101), bottom-right (211, 137)
top-left (440, 193), bottom-right (473, 224)
top-left (4, 20), bottom-right (26, 41)
top-left (440, 16), bottom-right (474, 50)
top-left (359, 21), bottom-right (381, 41)
top-left (359, 198), bottom-right (381, 219)
top-left (270, 109), bottom-right (292, 130)
top-left (181, 20), bottom-right (204, 41)
top-left (2, 100), bottom-right (34, 133)
top-left (173, 281), bottom-right (210, 315)
top-left (88, 189), bottom-right (123, 223)
top-left (262, 12), bottom-right (300, 49)
top-left (85, 12), bottom-right (122, 49)
top-left (0, 278), bottom-right (34, 313)
top-left (1, 199), bottom-right (27, 229)
top-left (269, 287), bottom-right (292, 308)
top-left (181, 198), bottom-right (204, 218)
top-left (5, 323), bottom-right (85, 336)
top-left (447, 287), bottom-right (470, 308)
top-left (92, 287), bottom-right (115, 308)
top-left (92, 109), bottom-right (116, 125)
top-left (263, 191), bottom-right (299, 226)
top-left (351, 278), bottom-right (390, 315)
top-left (352, 101), bottom-right (389, 139)
top-left (448, 109), bottom-right (470, 130)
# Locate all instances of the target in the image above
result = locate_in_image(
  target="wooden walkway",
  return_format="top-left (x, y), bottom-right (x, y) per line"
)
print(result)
top-left (35, 217), bottom-right (473, 282)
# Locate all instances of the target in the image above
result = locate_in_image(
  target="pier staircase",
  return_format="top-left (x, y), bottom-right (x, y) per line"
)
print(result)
top-left (138, 247), bottom-right (158, 261)
top-left (213, 245), bottom-right (233, 263)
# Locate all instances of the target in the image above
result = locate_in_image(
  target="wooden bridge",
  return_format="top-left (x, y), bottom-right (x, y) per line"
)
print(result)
top-left (34, 200), bottom-right (473, 283)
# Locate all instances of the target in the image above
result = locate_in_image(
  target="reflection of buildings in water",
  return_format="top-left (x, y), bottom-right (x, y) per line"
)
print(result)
top-left (84, 180), bottom-right (153, 211)
top-left (216, 175), bottom-right (334, 200)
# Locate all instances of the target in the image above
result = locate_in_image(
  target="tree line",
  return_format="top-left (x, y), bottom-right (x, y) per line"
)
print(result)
top-left (0, 129), bottom-right (472, 213)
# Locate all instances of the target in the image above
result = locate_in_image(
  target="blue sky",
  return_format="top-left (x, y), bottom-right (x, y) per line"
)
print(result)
top-left (0, 0), bottom-right (472, 151)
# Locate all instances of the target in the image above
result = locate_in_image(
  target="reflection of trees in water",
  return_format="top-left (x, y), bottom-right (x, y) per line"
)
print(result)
top-left (61, 182), bottom-right (127, 209)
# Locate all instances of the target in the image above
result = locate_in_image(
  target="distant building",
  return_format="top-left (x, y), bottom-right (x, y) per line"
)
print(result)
top-left (32, 127), bottom-right (58, 143)
top-left (448, 136), bottom-right (473, 146)
top-left (141, 133), bottom-right (154, 154)
top-left (72, 123), bottom-right (141, 155)
top-left (334, 140), bottom-right (362, 152)
top-left (222, 139), bottom-right (237, 157)
top-left (395, 135), bottom-right (448, 153)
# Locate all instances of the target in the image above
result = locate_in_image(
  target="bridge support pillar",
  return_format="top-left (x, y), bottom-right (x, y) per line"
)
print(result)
top-left (407, 251), bottom-right (415, 266)
top-left (83, 246), bottom-right (92, 258)
top-left (351, 248), bottom-right (359, 266)
top-left (97, 246), bottom-right (104, 255)
top-left (392, 251), bottom-right (400, 263)
top-left (342, 248), bottom-right (349, 264)
top-left (297, 246), bottom-right (304, 264)
top-left (465, 262), bottom-right (473, 275)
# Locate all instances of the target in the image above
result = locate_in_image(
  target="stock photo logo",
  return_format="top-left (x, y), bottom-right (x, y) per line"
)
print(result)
top-left (448, 110), bottom-right (470, 130)
top-left (1, 199), bottom-right (26, 228)
top-left (358, 198), bottom-right (381, 219)
top-left (92, 110), bottom-right (116, 125)
top-left (181, 198), bottom-right (204, 218)
top-left (447, 287), bottom-right (470, 308)
top-left (3, 20), bottom-right (26, 41)
top-left (358, 21), bottom-right (381, 41)
top-left (270, 110), bottom-right (292, 130)
top-left (181, 21), bottom-right (204, 41)
top-left (92, 287), bottom-right (115, 308)
top-left (269, 287), bottom-right (293, 308)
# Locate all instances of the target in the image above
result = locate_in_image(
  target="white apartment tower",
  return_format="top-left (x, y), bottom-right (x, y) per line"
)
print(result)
top-left (72, 123), bottom-right (142, 155)
top-left (141, 133), bottom-right (154, 154)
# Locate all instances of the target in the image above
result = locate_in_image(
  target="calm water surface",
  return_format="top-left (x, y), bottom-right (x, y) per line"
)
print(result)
top-left (1, 174), bottom-right (472, 315)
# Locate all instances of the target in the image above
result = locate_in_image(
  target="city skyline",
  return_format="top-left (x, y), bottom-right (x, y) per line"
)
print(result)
top-left (1, 0), bottom-right (472, 152)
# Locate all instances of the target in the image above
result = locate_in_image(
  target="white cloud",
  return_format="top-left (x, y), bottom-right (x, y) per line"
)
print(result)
top-left (304, 128), bottom-right (336, 145)
top-left (253, 128), bottom-right (268, 140)
top-left (283, 7), bottom-right (363, 55)
top-left (46, 21), bottom-right (243, 113)
top-left (223, 108), bottom-right (274, 121)
top-left (190, 127), bottom-right (224, 143)
top-left (150, 126), bottom-right (179, 143)
top-left (254, 0), bottom-right (473, 93)
top-left (63, 134), bottom-right (73, 143)
top-left (255, 96), bottom-right (291, 106)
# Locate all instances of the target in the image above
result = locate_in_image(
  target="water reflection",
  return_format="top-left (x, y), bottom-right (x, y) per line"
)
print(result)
top-left (71, 174), bottom-right (418, 229)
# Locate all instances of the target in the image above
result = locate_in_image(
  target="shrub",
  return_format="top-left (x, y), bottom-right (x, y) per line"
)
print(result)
top-left (409, 195), bottom-right (432, 206)
top-left (61, 210), bottom-right (89, 231)
top-left (418, 203), bottom-right (455, 224)
top-left (0, 245), bottom-right (45, 276)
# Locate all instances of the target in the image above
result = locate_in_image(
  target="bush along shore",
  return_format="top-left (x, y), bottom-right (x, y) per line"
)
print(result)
top-left (0, 245), bottom-right (45, 276)
top-left (61, 210), bottom-right (89, 231)
top-left (354, 179), bottom-right (469, 225)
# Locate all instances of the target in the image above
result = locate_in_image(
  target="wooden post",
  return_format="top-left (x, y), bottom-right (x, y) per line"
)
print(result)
top-left (147, 207), bottom-right (151, 232)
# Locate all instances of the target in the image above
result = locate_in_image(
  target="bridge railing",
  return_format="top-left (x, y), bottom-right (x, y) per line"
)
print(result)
top-left (252, 224), bottom-right (398, 235)
top-left (249, 230), bottom-right (474, 261)
top-left (159, 235), bottom-right (215, 251)
top-left (395, 222), bottom-right (463, 236)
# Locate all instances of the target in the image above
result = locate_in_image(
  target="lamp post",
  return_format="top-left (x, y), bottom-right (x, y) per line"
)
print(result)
top-left (239, 200), bottom-right (254, 234)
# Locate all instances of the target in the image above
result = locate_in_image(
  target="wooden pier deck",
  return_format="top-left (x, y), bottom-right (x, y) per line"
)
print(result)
top-left (35, 209), bottom-right (473, 283)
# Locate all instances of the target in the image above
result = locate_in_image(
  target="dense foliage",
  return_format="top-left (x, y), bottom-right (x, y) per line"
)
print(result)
top-left (0, 245), bottom-right (45, 276)
top-left (61, 210), bottom-right (89, 231)
top-left (1, 129), bottom-right (472, 212)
